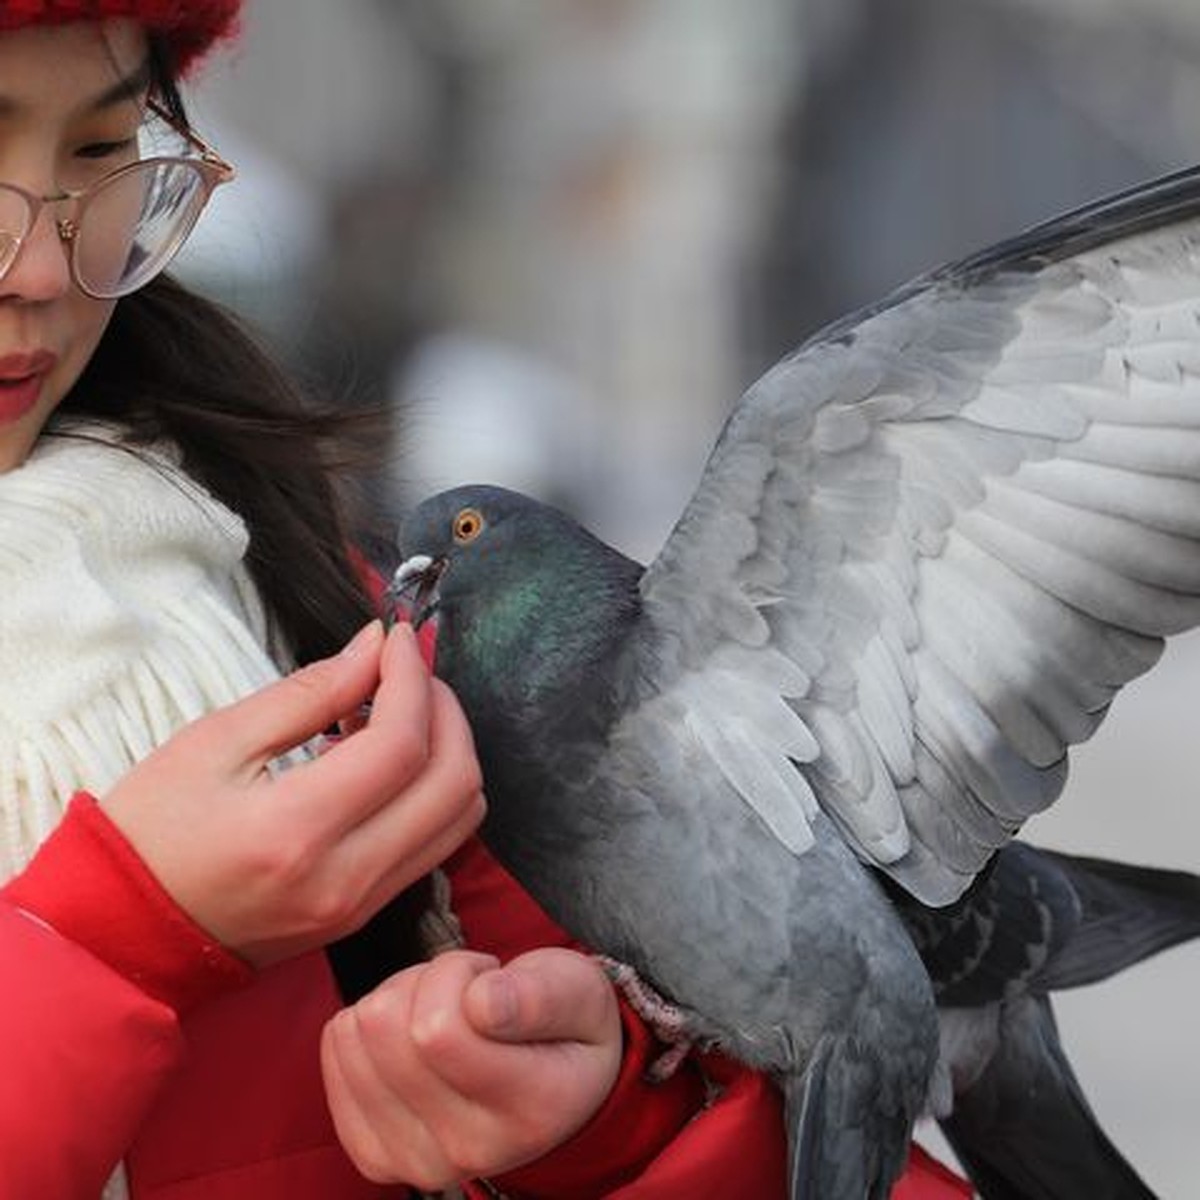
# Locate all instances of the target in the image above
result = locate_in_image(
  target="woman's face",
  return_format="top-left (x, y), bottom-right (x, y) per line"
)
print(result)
top-left (0, 20), bottom-right (149, 473)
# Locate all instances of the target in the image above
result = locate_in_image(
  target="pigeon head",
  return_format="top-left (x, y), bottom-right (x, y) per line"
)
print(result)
top-left (389, 484), bottom-right (645, 743)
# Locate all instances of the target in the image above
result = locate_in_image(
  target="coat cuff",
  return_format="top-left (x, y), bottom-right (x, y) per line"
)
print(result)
top-left (1, 792), bottom-right (253, 1014)
top-left (484, 996), bottom-right (710, 1198)
top-left (487, 1050), bottom-right (970, 1199)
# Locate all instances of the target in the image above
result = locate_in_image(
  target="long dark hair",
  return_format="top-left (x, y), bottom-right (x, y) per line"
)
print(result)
top-left (70, 273), bottom-right (430, 995)
top-left (66, 276), bottom-right (382, 664)
top-left (56, 37), bottom-right (381, 666)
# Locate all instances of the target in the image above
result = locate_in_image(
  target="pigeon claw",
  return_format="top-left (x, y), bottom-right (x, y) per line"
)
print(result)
top-left (596, 955), bottom-right (698, 1082)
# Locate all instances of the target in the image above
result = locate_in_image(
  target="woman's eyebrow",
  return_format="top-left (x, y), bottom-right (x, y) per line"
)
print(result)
top-left (89, 57), bottom-right (153, 111)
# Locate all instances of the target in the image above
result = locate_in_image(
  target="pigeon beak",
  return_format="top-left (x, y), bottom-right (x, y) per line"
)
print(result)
top-left (385, 554), bottom-right (447, 631)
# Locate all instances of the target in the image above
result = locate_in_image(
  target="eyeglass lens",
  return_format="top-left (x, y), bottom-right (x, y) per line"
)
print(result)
top-left (74, 161), bottom-right (209, 298)
top-left (0, 160), bottom-right (211, 299)
top-left (0, 186), bottom-right (30, 277)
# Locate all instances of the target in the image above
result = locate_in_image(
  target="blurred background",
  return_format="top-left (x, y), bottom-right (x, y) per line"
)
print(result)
top-left (180, 1), bottom-right (1200, 1191)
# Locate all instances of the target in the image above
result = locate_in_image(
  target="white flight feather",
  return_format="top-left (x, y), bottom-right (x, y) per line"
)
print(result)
top-left (635, 201), bottom-right (1200, 904)
top-left (677, 668), bottom-right (819, 855)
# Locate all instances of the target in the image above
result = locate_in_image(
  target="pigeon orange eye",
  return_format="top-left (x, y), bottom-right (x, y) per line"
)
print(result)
top-left (453, 508), bottom-right (485, 544)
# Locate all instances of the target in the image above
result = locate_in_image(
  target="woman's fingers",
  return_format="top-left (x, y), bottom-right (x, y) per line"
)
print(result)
top-left (321, 950), bottom-right (623, 1188)
top-left (464, 948), bottom-right (617, 1047)
top-left (101, 620), bottom-right (485, 966)
top-left (330, 679), bottom-right (484, 876)
top-left (416, 949), bottom-right (618, 1104)
top-left (232, 667), bottom-right (482, 959)
top-left (321, 976), bottom-right (441, 1184)
top-left (194, 620), bottom-right (388, 775)
top-left (323, 953), bottom-right (502, 1187)
top-left (290, 627), bottom-right (451, 840)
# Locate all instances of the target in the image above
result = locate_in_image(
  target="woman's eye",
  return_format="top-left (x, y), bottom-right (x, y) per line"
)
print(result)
top-left (75, 137), bottom-right (138, 161)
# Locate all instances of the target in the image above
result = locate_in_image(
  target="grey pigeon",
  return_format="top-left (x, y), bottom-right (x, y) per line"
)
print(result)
top-left (389, 165), bottom-right (1200, 1199)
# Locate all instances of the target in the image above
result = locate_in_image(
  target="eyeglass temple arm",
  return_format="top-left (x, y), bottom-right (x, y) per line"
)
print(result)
top-left (145, 97), bottom-right (235, 181)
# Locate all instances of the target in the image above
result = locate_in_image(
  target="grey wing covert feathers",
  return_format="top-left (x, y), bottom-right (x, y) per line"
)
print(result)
top-left (631, 165), bottom-right (1200, 905)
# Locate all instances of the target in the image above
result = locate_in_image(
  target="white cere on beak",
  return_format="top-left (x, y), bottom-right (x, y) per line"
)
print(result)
top-left (393, 554), bottom-right (435, 590)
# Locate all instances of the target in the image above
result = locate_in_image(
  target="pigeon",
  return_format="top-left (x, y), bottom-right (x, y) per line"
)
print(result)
top-left (898, 841), bottom-right (1200, 1199)
top-left (388, 164), bottom-right (1200, 1199)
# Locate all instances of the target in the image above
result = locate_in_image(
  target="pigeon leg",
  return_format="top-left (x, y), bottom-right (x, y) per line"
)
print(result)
top-left (596, 955), bottom-right (701, 1081)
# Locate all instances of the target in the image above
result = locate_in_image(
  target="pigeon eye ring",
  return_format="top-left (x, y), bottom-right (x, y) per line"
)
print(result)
top-left (452, 507), bottom-right (485, 544)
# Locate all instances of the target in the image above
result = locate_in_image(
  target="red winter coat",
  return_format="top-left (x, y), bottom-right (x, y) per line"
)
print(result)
top-left (0, 791), bottom-right (969, 1199)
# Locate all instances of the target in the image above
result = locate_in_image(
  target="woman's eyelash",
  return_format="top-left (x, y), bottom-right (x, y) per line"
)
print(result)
top-left (76, 137), bottom-right (138, 159)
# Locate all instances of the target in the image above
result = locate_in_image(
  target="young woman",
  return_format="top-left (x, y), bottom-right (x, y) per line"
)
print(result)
top-left (0, 4), bottom-right (969, 1197)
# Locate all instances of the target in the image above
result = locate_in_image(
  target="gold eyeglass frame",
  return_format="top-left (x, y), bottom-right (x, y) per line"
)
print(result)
top-left (0, 97), bottom-right (236, 299)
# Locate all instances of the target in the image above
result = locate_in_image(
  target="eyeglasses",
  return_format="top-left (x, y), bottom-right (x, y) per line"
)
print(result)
top-left (0, 99), bottom-right (234, 300)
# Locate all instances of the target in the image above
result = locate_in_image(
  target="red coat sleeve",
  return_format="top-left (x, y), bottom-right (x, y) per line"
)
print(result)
top-left (0, 901), bottom-right (181, 1197)
top-left (445, 839), bottom-right (971, 1200)
top-left (0, 793), bottom-right (253, 1198)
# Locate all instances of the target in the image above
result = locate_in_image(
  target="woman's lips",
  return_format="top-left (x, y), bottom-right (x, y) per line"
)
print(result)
top-left (0, 350), bottom-right (58, 423)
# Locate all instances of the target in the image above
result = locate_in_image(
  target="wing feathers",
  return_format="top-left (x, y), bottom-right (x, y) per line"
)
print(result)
top-left (900, 746), bottom-right (1012, 875)
top-left (913, 651), bottom-right (1068, 822)
top-left (931, 535), bottom-right (1163, 688)
top-left (924, 546), bottom-right (1118, 748)
top-left (919, 559), bottom-right (1092, 766)
top-left (854, 633), bottom-right (917, 781)
top-left (1016, 455), bottom-right (1200, 538)
top-left (956, 505), bottom-right (1200, 635)
top-left (1063, 421), bottom-right (1200, 474)
top-left (801, 709), bottom-right (910, 861)
top-left (632, 170), bottom-right (1200, 902)
top-left (676, 666), bottom-right (820, 854)
top-left (958, 384), bottom-right (1088, 438)
top-left (985, 476), bottom-right (1200, 592)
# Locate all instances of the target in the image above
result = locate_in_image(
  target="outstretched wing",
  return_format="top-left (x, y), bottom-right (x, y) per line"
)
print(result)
top-left (633, 166), bottom-right (1200, 905)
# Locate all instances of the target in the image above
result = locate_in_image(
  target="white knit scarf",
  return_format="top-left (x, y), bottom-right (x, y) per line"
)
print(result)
top-left (0, 427), bottom-right (290, 1200)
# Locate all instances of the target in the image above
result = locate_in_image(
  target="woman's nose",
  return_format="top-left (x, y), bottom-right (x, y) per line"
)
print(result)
top-left (0, 205), bottom-right (72, 302)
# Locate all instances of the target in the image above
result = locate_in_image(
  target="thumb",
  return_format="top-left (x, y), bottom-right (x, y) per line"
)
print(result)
top-left (464, 948), bottom-right (617, 1047)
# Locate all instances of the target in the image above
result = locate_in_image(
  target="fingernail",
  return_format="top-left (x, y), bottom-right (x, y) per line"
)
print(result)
top-left (386, 621), bottom-right (419, 657)
top-left (340, 619), bottom-right (383, 659)
top-left (389, 620), bottom-right (416, 643)
top-left (479, 971), bottom-right (519, 1035)
top-left (389, 617), bottom-right (436, 673)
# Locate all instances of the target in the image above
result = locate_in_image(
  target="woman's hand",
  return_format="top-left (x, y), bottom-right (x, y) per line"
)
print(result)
top-left (101, 621), bottom-right (485, 966)
top-left (321, 947), bottom-right (622, 1189)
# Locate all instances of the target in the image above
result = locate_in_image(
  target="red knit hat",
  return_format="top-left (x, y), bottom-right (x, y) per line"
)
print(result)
top-left (0, 1), bottom-right (240, 75)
